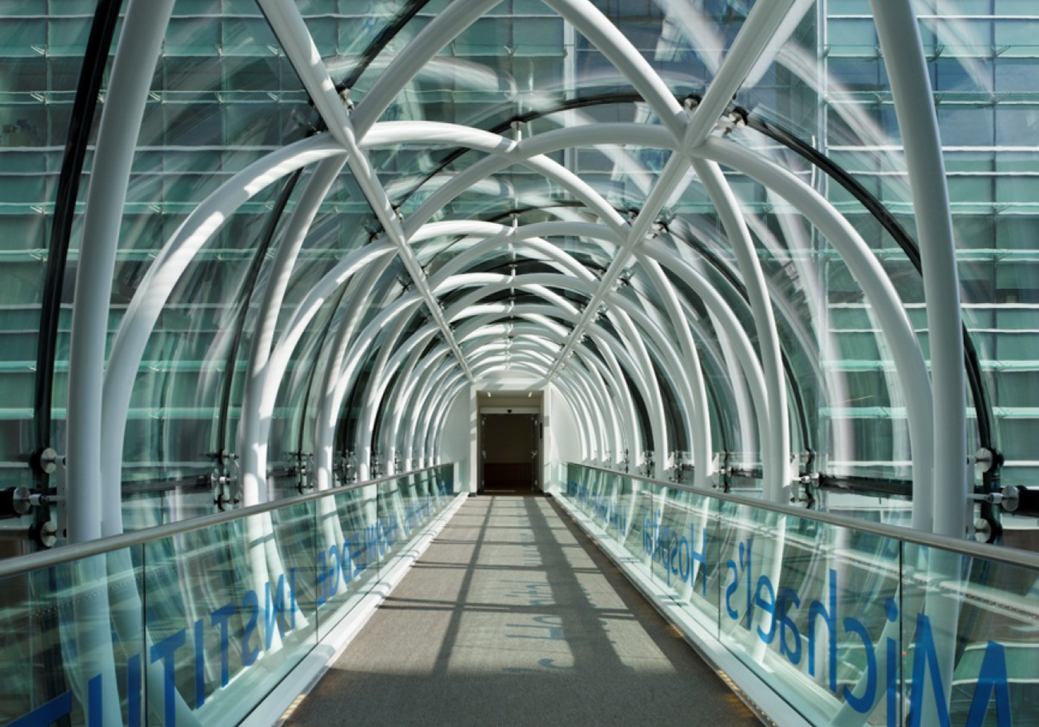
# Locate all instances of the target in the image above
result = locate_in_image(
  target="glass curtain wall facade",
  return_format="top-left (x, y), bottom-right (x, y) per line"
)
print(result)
top-left (0, 0), bottom-right (1037, 552)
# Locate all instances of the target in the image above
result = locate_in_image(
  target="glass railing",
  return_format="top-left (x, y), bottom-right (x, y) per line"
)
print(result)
top-left (561, 463), bottom-right (1038, 727)
top-left (0, 465), bottom-right (458, 727)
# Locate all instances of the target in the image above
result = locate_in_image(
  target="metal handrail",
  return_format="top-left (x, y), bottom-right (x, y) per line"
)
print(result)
top-left (0, 464), bottom-right (455, 580)
top-left (573, 463), bottom-right (1039, 572)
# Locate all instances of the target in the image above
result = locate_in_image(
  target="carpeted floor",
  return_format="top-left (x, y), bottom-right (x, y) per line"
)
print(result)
top-left (284, 494), bottom-right (758, 727)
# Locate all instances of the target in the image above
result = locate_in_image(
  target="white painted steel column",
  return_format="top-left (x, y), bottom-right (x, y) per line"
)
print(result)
top-left (870, 0), bottom-right (967, 538)
top-left (253, 243), bottom-right (396, 494)
top-left (414, 363), bottom-right (464, 463)
top-left (534, 0), bottom-right (797, 387)
top-left (60, 5), bottom-right (182, 726)
top-left (698, 137), bottom-right (935, 532)
top-left (99, 136), bottom-right (342, 509)
top-left (643, 240), bottom-right (772, 488)
top-left (513, 306), bottom-right (644, 461)
top-left (419, 363), bottom-right (460, 467)
top-left (437, 275), bottom-right (669, 476)
top-left (376, 326), bottom-right (440, 471)
top-left (238, 153), bottom-right (344, 500)
top-left (383, 332), bottom-right (440, 469)
top-left (395, 348), bottom-right (452, 465)
top-left (66, 0), bottom-right (174, 542)
top-left (455, 317), bottom-right (624, 459)
top-left (354, 310), bottom-right (414, 478)
top-left (259, 0), bottom-right (476, 385)
top-left (520, 311), bottom-right (642, 462)
top-left (637, 257), bottom-right (712, 488)
top-left (313, 259), bottom-right (395, 492)
top-left (239, 155), bottom-right (347, 506)
top-left (350, 0), bottom-right (503, 135)
top-left (362, 118), bottom-right (930, 496)
top-left (329, 295), bottom-right (425, 480)
top-left (472, 342), bottom-right (607, 459)
top-left (693, 158), bottom-right (789, 502)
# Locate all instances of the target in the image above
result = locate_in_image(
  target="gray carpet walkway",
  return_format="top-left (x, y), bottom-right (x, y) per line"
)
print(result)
top-left (285, 494), bottom-right (758, 727)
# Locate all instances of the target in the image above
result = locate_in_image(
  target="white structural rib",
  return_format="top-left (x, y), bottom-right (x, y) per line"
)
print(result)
top-left (99, 136), bottom-right (344, 509)
top-left (351, 0), bottom-right (504, 136)
top-left (528, 0), bottom-right (795, 482)
top-left (361, 118), bottom-right (934, 509)
top-left (314, 259), bottom-right (396, 491)
top-left (66, 0), bottom-right (175, 543)
top-left (870, 0), bottom-right (967, 538)
top-left (692, 157), bottom-right (789, 501)
top-left (257, 0), bottom-right (476, 385)
top-left (240, 155), bottom-right (346, 506)
top-left (61, 5), bottom-right (179, 727)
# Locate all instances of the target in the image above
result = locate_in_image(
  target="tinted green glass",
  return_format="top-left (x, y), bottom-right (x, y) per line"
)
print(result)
top-left (314, 484), bottom-right (381, 639)
top-left (0, 549), bottom-right (146, 726)
top-left (562, 463), bottom-right (1038, 727)
top-left (902, 543), bottom-right (1039, 727)
top-left (142, 500), bottom-right (318, 725)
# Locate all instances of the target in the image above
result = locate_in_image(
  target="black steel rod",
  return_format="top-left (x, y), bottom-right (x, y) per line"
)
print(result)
top-left (215, 169), bottom-right (302, 460)
top-left (337, 0), bottom-right (433, 93)
top-left (32, 0), bottom-right (124, 478)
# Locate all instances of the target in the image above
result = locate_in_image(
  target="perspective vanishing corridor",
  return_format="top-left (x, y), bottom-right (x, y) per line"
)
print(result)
top-left (1, 1), bottom-right (1038, 726)
top-left (284, 495), bottom-right (757, 727)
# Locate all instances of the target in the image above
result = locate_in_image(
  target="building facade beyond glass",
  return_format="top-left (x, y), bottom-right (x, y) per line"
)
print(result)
top-left (0, 1), bottom-right (1038, 724)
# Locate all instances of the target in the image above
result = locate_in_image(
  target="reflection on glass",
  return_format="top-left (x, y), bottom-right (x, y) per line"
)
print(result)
top-left (0, 549), bottom-right (145, 727)
top-left (562, 463), bottom-right (1038, 727)
top-left (143, 499), bottom-right (318, 726)
top-left (0, 465), bottom-right (457, 726)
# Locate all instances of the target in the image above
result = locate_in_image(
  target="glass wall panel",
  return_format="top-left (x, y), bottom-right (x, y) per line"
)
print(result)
top-left (561, 463), bottom-right (1039, 727)
top-left (142, 499), bottom-right (319, 725)
top-left (0, 548), bottom-right (146, 726)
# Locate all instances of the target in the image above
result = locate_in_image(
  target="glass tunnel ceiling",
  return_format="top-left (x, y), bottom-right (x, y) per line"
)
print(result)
top-left (3, 0), bottom-right (1037, 544)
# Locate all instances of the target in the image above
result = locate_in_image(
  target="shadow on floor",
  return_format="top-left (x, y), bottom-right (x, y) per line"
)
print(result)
top-left (284, 496), bottom-right (757, 727)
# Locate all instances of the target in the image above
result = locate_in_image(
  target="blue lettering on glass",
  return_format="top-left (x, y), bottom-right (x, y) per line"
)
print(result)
top-left (642, 511), bottom-right (706, 595)
top-left (241, 590), bottom-right (260, 667)
top-left (315, 551), bottom-right (328, 607)
top-left (725, 556), bottom-right (739, 620)
top-left (2, 482), bottom-right (461, 726)
top-left (265, 571), bottom-right (295, 649)
top-left (128, 652), bottom-right (141, 727)
top-left (808, 573), bottom-right (838, 692)
top-left (841, 616), bottom-right (876, 713)
top-left (4, 487), bottom-right (451, 725)
top-left (755, 575), bottom-right (776, 645)
top-left (906, 615), bottom-right (1013, 727)
top-left (8, 483), bottom-right (1016, 727)
top-left (777, 587), bottom-right (802, 665)
top-left (87, 672), bottom-right (102, 726)
top-left (567, 480), bottom-right (628, 535)
top-left (193, 618), bottom-right (205, 708)
top-left (966, 641), bottom-right (1013, 727)
top-left (909, 613), bottom-right (951, 727)
top-left (6, 692), bottom-right (71, 726)
top-left (563, 480), bottom-right (1018, 725)
top-left (211, 603), bottom-right (235, 687)
top-left (151, 628), bottom-right (186, 727)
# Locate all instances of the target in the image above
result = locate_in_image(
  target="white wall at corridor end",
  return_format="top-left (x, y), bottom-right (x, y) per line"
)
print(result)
top-left (543, 383), bottom-right (581, 495)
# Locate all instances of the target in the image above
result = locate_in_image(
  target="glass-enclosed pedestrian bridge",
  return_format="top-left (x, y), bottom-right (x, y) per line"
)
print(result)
top-left (6, 0), bottom-right (1039, 726)
top-left (2, 463), bottom-right (1036, 727)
